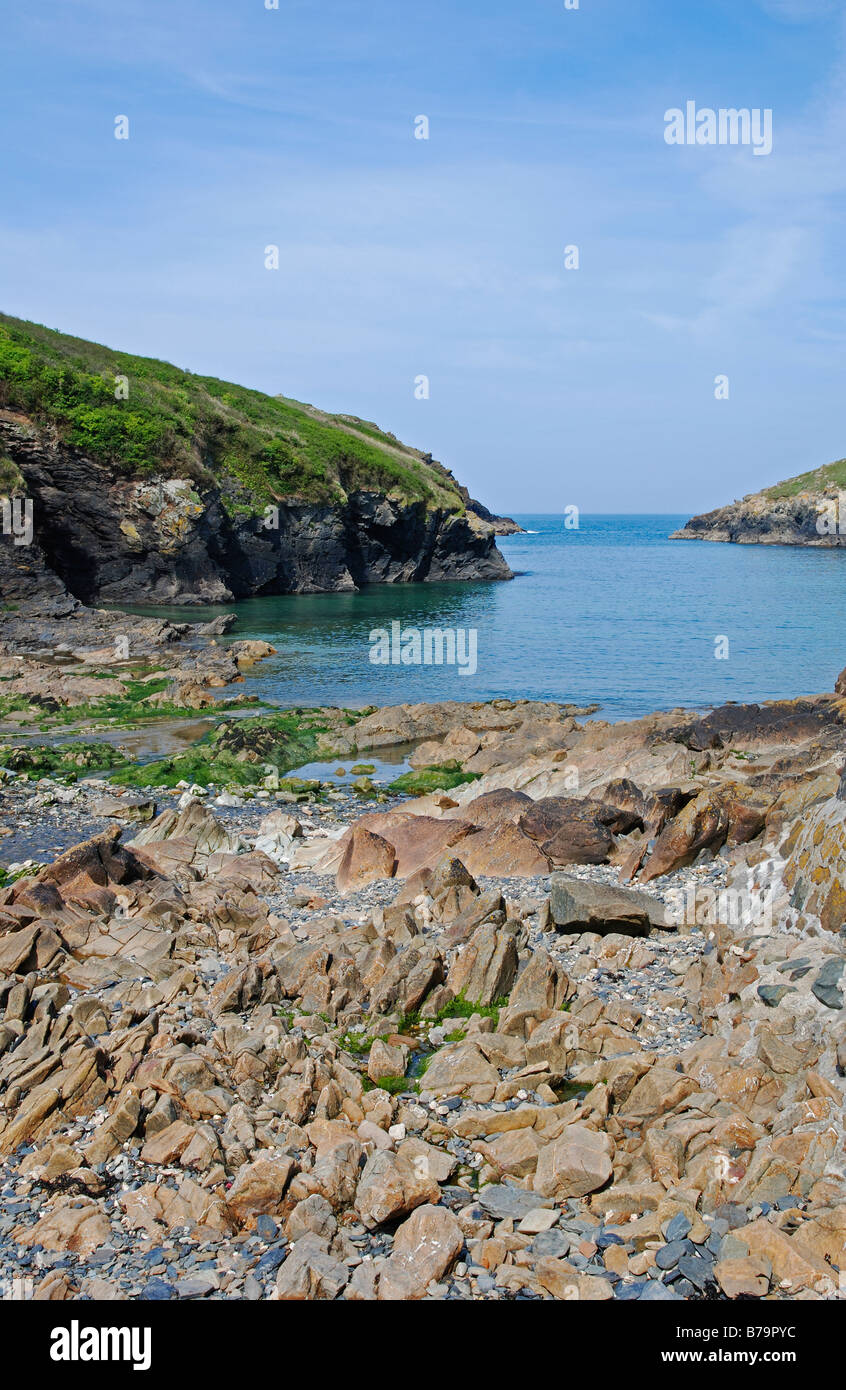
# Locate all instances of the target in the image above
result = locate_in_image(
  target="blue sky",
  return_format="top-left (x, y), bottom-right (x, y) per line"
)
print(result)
top-left (1, 0), bottom-right (845, 512)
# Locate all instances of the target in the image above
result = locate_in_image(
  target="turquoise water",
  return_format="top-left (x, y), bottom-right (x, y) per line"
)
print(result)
top-left (132, 516), bottom-right (846, 721)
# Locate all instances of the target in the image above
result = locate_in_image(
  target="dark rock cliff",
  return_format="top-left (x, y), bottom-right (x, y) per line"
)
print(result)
top-left (0, 414), bottom-right (512, 605)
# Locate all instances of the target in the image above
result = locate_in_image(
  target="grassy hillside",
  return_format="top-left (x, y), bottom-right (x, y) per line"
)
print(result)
top-left (0, 313), bottom-right (465, 511)
top-left (763, 458), bottom-right (846, 500)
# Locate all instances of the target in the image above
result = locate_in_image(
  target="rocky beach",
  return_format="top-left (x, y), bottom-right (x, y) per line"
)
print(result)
top-left (1, 606), bottom-right (845, 1305)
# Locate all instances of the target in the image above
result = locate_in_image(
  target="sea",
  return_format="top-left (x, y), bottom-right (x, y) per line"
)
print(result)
top-left (127, 515), bottom-right (846, 722)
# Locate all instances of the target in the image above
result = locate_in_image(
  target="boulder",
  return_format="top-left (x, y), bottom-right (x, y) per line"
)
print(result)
top-left (714, 1255), bottom-right (771, 1298)
top-left (519, 796), bottom-right (635, 864)
top-left (377, 1204), bottom-right (463, 1300)
top-left (420, 1041), bottom-right (500, 1102)
top-left (341, 812), bottom-right (476, 880)
top-left (367, 1038), bottom-right (408, 1083)
top-left (226, 1157), bottom-right (295, 1224)
top-left (457, 822), bottom-right (552, 877)
top-left (549, 876), bottom-right (664, 935)
top-left (275, 1234), bottom-right (349, 1300)
top-left (355, 1148), bottom-right (440, 1227)
top-left (12, 1197), bottom-right (111, 1256)
top-left (508, 949), bottom-right (570, 1014)
top-left (447, 924), bottom-right (518, 1005)
top-left (336, 825), bottom-right (397, 893)
top-left (639, 785), bottom-right (767, 882)
top-left (533, 1124), bottom-right (614, 1200)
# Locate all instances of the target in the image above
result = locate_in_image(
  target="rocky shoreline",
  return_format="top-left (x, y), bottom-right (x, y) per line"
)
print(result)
top-left (1, 610), bottom-right (845, 1303)
top-left (0, 311), bottom-right (514, 603)
top-left (672, 459), bottom-right (846, 548)
top-left (0, 426), bottom-right (513, 605)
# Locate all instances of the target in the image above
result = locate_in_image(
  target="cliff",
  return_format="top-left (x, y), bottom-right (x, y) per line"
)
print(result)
top-left (672, 455), bottom-right (846, 547)
top-left (0, 314), bottom-right (511, 604)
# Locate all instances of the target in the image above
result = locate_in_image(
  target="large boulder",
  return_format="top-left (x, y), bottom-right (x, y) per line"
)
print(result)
top-left (549, 876), bottom-right (667, 935)
top-left (519, 798), bottom-right (616, 865)
top-left (457, 822), bottom-right (551, 877)
top-left (447, 924), bottom-right (518, 1004)
top-left (355, 1148), bottom-right (440, 1228)
top-left (533, 1124), bottom-right (615, 1200)
top-left (337, 813), bottom-right (475, 882)
top-left (275, 1234), bottom-right (350, 1300)
top-left (336, 825), bottom-right (397, 893)
top-left (639, 785), bottom-right (768, 882)
top-left (420, 1041), bottom-right (500, 1102)
top-left (377, 1204), bottom-right (463, 1300)
top-left (226, 1157), bottom-right (295, 1225)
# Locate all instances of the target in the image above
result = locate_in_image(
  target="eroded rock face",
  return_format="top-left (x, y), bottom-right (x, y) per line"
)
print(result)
top-left (783, 796), bottom-right (846, 932)
top-left (0, 415), bottom-right (511, 605)
top-left (672, 479), bottom-right (846, 549)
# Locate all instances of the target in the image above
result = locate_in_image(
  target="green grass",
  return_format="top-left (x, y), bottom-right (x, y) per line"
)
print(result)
top-left (337, 1030), bottom-right (378, 1056)
top-left (365, 1075), bottom-right (419, 1096)
top-left (400, 991), bottom-right (509, 1033)
top-left (0, 313), bottom-right (467, 511)
top-left (0, 692), bottom-right (36, 720)
top-left (0, 454), bottom-right (25, 495)
top-left (0, 864), bottom-right (39, 888)
top-left (764, 458), bottom-right (846, 500)
top-left (388, 761), bottom-right (481, 796)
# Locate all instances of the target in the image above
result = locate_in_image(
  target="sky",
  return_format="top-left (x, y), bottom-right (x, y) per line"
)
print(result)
top-left (1, 0), bottom-right (845, 514)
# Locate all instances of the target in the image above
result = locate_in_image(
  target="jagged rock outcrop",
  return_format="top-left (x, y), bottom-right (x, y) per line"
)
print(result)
top-left (672, 456), bottom-right (846, 547)
top-left (0, 412), bottom-right (511, 604)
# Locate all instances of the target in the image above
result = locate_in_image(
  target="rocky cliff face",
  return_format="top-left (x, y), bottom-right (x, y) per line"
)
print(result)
top-left (0, 413), bottom-right (511, 605)
top-left (672, 459), bottom-right (846, 547)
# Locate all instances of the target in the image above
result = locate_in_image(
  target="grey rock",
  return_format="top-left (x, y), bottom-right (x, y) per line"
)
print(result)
top-left (655, 1239), bottom-right (690, 1270)
top-left (812, 958), bottom-right (845, 1010)
top-left (664, 1211), bottom-right (692, 1242)
top-left (476, 1184), bottom-right (553, 1221)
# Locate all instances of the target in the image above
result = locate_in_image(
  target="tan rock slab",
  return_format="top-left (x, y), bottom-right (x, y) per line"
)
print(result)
top-left (534, 1123), bottom-right (614, 1200)
top-left (378, 1204), bottom-right (463, 1300)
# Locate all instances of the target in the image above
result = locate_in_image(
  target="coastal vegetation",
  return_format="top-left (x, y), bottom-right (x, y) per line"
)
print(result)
top-left (0, 313), bottom-right (467, 513)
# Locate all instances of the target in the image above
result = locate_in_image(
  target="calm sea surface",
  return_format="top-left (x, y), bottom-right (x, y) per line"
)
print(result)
top-left (126, 516), bottom-right (846, 721)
